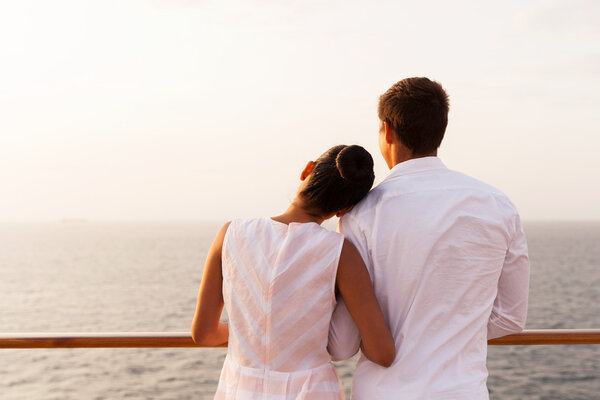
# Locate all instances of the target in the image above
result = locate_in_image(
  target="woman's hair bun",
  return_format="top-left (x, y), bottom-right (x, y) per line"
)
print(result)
top-left (300, 144), bottom-right (375, 215)
top-left (335, 145), bottom-right (375, 183)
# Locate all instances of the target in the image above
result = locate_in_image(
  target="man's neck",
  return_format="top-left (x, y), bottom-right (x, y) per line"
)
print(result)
top-left (389, 149), bottom-right (437, 168)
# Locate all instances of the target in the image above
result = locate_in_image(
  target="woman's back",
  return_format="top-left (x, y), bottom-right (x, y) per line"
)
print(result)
top-left (217, 217), bottom-right (345, 398)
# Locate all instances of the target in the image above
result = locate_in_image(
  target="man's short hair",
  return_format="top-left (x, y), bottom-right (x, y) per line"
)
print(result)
top-left (378, 77), bottom-right (450, 156)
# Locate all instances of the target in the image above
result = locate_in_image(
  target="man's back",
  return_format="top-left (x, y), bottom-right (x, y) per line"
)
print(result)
top-left (329, 157), bottom-right (530, 399)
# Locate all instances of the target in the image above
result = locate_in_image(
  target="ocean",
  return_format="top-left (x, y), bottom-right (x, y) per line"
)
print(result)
top-left (0, 221), bottom-right (598, 399)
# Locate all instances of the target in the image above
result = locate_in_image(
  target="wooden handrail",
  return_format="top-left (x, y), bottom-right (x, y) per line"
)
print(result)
top-left (1, 330), bottom-right (599, 349)
top-left (488, 329), bottom-right (600, 345)
top-left (0, 332), bottom-right (225, 349)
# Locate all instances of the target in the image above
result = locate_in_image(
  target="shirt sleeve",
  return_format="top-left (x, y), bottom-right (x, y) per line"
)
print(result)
top-left (327, 214), bottom-right (368, 360)
top-left (487, 213), bottom-right (530, 339)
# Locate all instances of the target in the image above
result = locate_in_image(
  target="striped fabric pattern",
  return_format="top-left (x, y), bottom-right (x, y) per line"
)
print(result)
top-left (215, 218), bottom-right (345, 400)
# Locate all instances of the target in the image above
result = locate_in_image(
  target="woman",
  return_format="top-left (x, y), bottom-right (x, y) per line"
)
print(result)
top-left (191, 145), bottom-right (395, 399)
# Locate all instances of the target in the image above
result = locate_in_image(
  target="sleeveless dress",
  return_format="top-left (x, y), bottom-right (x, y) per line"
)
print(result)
top-left (214, 217), bottom-right (346, 400)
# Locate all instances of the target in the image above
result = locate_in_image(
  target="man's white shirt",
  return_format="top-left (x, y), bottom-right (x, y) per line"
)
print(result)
top-left (328, 157), bottom-right (529, 399)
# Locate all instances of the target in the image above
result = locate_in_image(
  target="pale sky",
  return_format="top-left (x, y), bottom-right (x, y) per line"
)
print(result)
top-left (1, 0), bottom-right (599, 222)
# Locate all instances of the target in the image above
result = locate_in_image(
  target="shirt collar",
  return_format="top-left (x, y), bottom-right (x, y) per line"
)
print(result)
top-left (383, 156), bottom-right (447, 182)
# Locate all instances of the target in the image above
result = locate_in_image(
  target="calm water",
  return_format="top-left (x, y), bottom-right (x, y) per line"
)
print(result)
top-left (0, 221), bottom-right (599, 399)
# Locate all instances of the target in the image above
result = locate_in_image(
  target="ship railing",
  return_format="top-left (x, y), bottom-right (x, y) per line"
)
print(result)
top-left (1, 329), bottom-right (600, 348)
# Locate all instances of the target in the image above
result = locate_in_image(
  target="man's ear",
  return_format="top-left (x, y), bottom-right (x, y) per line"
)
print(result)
top-left (384, 121), bottom-right (396, 144)
top-left (300, 161), bottom-right (316, 181)
top-left (335, 206), bottom-right (354, 218)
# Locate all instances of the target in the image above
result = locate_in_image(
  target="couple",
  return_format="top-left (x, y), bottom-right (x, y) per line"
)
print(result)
top-left (191, 77), bottom-right (530, 399)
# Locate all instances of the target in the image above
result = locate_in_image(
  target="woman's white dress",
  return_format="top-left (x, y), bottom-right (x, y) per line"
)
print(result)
top-left (214, 218), bottom-right (346, 400)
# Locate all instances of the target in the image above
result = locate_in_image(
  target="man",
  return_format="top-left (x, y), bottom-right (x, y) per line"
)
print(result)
top-left (328, 77), bottom-right (530, 399)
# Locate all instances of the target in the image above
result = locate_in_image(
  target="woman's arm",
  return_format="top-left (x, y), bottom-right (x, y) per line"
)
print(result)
top-left (190, 222), bottom-right (230, 346)
top-left (335, 239), bottom-right (396, 367)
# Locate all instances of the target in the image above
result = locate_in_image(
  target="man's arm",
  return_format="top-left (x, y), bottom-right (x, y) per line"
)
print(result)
top-left (328, 214), bottom-right (370, 360)
top-left (488, 215), bottom-right (530, 339)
